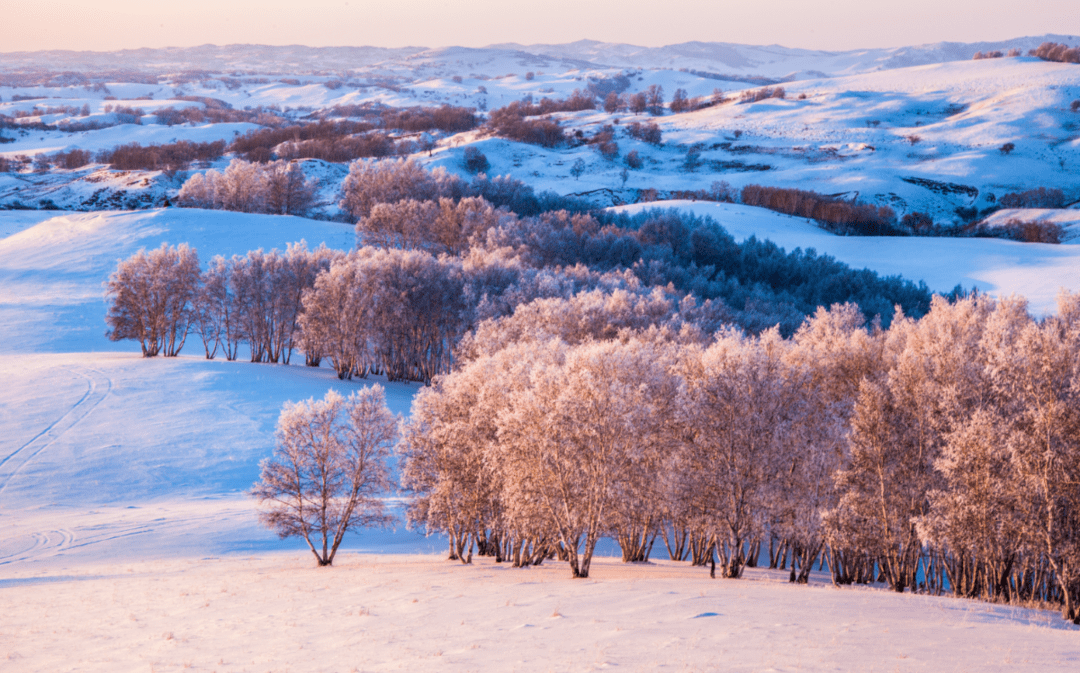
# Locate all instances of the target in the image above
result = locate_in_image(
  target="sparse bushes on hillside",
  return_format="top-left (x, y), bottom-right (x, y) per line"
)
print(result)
top-left (972, 50), bottom-right (1004, 60)
top-left (626, 121), bottom-right (662, 145)
top-left (740, 184), bottom-right (900, 236)
top-left (999, 186), bottom-right (1066, 209)
top-left (1030, 42), bottom-right (1080, 64)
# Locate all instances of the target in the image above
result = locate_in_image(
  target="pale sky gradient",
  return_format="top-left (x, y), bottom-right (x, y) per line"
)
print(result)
top-left (4, 0), bottom-right (1079, 53)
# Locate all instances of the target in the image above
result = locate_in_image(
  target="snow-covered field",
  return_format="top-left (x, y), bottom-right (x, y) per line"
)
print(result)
top-left (3, 36), bottom-right (1080, 671)
top-left (5, 554), bottom-right (1080, 673)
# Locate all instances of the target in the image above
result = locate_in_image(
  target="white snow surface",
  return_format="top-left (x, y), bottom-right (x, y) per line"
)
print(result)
top-left (4, 553), bottom-right (1079, 673)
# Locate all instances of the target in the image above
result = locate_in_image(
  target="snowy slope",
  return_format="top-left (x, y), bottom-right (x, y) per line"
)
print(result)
top-left (0, 208), bottom-right (429, 572)
top-left (0, 209), bottom-right (354, 352)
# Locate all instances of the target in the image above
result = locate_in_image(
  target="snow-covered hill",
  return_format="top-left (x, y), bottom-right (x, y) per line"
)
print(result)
top-left (4, 48), bottom-right (1079, 223)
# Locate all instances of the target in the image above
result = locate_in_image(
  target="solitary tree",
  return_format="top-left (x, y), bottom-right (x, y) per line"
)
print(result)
top-left (252, 387), bottom-right (397, 566)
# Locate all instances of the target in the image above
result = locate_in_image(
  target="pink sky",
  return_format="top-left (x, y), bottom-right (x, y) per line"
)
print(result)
top-left (3, 0), bottom-right (1078, 53)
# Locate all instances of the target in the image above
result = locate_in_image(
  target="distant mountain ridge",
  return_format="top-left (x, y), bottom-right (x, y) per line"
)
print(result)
top-left (0, 35), bottom-right (1078, 80)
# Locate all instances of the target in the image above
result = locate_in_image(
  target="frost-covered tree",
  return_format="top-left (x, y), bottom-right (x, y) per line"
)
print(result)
top-left (105, 243), bottom-right (200, 357)
top-left (339, 158), bottom-right (461, 219)
top-left (826, 296), bottom-right (994, 592)
top-left (177, 159), bottom-right (317, 215)
top-left (497, 338), bottom-right (679, 577)
top-left (252, 387), bottom-right (396, 566)
top-left (265, 161), bottom-right (319, 215)
top-left (676, 328), bottom-right (802, 578)
top-left (358, 196), bottom-right (510, 254)
top-left (298, 247), bottom-right (469, 383)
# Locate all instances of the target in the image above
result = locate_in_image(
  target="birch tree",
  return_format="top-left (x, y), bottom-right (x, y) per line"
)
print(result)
top-left (251, 387), bottom-right (396, 566)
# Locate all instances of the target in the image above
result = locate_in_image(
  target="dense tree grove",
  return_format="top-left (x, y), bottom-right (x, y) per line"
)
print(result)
top-left (114, 160), bottom-right (937, 379)
top-left (177, 158), bottom-right (319, 215)
top-left (399, 292), bottom-right (1080, 624)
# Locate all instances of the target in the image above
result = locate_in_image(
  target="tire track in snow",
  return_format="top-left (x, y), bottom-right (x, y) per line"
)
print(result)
top-left (0, 528), bottom-right (75, 566)
top-left (0, 366), bottom-right (113, 497)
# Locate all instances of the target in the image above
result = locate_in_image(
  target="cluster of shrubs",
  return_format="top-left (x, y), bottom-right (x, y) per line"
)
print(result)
top-left (177, 159), bottom-right (318, 215)
top-left (600, 85), bottom-right (667, 115)
top-left (965, 218), bottom-right (1065, 244)
top-left (972, 48), bottom-right (1021, 59)
top-left (625, 121), bottom-right (662, 145)
top-left (234, 124), bottom-right (402, 164)
top-left (99, 140), bottom-right (227, 172)
top-left (740, 87), bottom-right (786, 103)
top-left (1030, 42), bottom-right (1080, 64)
top-left (485, 91), bottom-right (598, 147)
top-left (740, 184), bottom-right (901, 236)
top-left (378, 105), bottom-right (479, 133)
top-left (339, 158), bottom-right (590, 219)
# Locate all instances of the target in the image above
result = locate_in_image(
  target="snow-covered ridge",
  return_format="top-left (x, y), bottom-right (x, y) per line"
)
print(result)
top-left (2, 35), bottom-right (1078, 79)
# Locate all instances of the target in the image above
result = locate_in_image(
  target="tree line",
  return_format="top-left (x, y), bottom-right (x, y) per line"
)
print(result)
top-left (398, 292), bottom-right (1080, 624)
